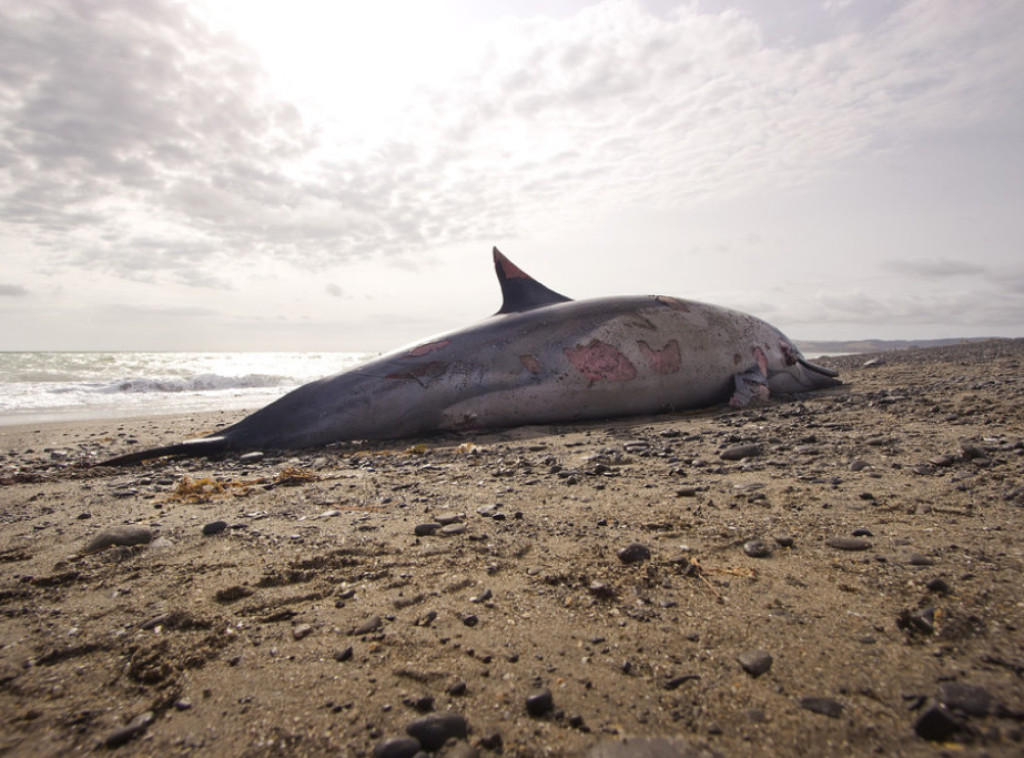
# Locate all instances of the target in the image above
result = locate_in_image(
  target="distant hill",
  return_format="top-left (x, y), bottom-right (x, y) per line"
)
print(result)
top-left (795, 337), bottom-right (999, 355)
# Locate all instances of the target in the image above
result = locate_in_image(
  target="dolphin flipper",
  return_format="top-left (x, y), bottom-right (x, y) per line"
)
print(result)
top-left (97, 436), bottom-right (230, 466)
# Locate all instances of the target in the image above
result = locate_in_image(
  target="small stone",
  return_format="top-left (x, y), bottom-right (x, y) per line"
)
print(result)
top-left (907, 553), bottom-right (935, 566)
top-left (373, 736), bottom-right (421, 758)
top-left (292, 623), bottom-right (313, 640)
top-left (440, 523), bottom-right (467, 536)
top-left (663, 674), bottom-right (700, 690)
top-left (461, 614), bottom-right (479, 627)
top-left (435, 512), bottom-right (463, 525)
top-left (738, 650), bottom-right (773, 677)
top-left (83, 526), bottom-right (153, 554)
top-left (213, 585), bottom-right (253, 604)
top-left (447, 680), bottom-right (468, 696)
top-left (897, 607), bottom-right (936, 635)
top-left (333, 646), bottom-right (354, 662)
top-left (914, 705), bottom-right (962, 741)
top-left (414, 523), bottom-right (441, 537)
top-left (940, 682), bottom-right (993, 717)
top-left (720, 443), bottom-right (760, 461)
top-left (351, 616), bottom-right (383, 636)
top-left (848, 459), bottom-right (870, 471)
top-left (799, 697), bottom-right (843, 718)
top-left (925, 577), bottom-right (951, 594)
top-left (104, 710), bottom-right (155, 748)
top-left (202, 520), bottom-right (228, 536)
top-left (526, 688), bottom-right (554, 717)
top-left (928, 455), bottom-right (953, 467)
top-left (617, 543), bottom-right (651, 564)
top-left (743, 540), bottom-right (771, 558)
top-left (851, 528), bottom-right (874, 537)
top-left (405, 713), bottom-right (469, 751)
top-left (959, 441), bottom-right (987, 459)
top-left (826, 537), bottom-right (872, 551)
top-left (774, 535), bottom-right (794, 548)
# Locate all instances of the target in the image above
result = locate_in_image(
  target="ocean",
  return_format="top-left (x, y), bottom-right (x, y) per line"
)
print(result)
top-left (0, 352), bottom-right (375, 426)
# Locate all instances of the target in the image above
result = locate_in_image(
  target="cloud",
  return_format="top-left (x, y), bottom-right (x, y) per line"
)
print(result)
top-left (0, 284), bottom-right (29, 296)
top-left (1, 0), bottom-right (1021, 293)
top-left (883, 259), bottom-right (986, 278)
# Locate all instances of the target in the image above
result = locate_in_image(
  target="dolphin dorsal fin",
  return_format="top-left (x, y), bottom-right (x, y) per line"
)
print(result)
top-left (493, 247), bottom-right (572, 314)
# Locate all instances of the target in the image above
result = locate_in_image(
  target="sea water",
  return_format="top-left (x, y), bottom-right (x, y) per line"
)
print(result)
top-left (0, 352), bottom-right (375, 426)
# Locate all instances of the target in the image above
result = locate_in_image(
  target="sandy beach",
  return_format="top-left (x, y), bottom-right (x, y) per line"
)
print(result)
top-left (1, 339), bottom-right (1022, 757)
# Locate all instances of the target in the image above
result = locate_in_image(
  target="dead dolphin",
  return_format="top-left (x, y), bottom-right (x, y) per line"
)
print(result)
top-left (98, 248), bottom-right (839, 465)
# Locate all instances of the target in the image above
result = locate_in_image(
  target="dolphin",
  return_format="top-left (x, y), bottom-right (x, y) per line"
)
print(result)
top-left (98, 248), bottom-right (839, 465)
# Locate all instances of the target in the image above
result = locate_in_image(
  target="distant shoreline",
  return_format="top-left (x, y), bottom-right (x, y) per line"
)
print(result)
top-left (795, 335), bottom-right (1006, 355)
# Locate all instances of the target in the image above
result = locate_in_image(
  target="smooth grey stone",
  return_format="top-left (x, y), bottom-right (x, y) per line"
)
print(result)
top-left (738, 650), bottom-right (773, 677)
top-left (405, 713), bottom-right (468, 751)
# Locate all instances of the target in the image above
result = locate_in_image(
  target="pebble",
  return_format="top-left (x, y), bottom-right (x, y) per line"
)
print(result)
top-left (84, 526), bottom-right (153, 554)
top-left (104, 710), bottom-right (155, 748)
top-left (720, 443), bottom-right (760, 461)
top-left (925, 577), bottom-right (951, 594)
top-left (333, 646), bottom-right (354, 662)
top-left (774, 535), bottom-right (794, 548)
top-left (914, 704), bottom-right (962, 741)
top-left (292, 623), bottom-right (313, 640)
top-left (351, 616), bottom-right (383, 636)
top-left (906, 553), bottom-right (934, 566)
top-left (435, 512), bottom-right (463, 525)
top-left (617, 543), bottom-right (651, 564)
top-left (940, 682), bottom-right (993, 717)
top-left (373, 736), bottom-right (421, 758)
top-left (525, 688), bottom-right (554, 717)
top-left (405, 713), bottom-right (469, 751)
top-left (848, 459), bottom-right (870, 471)
top-left (414, 523), bottom-right (441, 537)
top-left (799, 696), bottom-right (843, 718)
top-left (826, 537), bottom-right (872, 551)
top-left (898, 607), bottom-right (936, 635)
top-left (202, 520), bottom-right (228, 536)
top-left (737, 650), bottom-right (773, 677)
top-left (743, 540), bottom-right (771, 558)
top-left (851, 528), bottom-right (874, 537)
top-left (440, 523), bottom-right (467, 536)
top-left (447, 680), bottom-right (468, 696)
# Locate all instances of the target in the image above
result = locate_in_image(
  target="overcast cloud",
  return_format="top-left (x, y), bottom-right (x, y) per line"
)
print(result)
top-left (1, 0), bottom-right (1022, 350)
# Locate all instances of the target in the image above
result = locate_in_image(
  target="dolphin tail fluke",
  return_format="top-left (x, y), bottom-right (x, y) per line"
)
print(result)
top-left (96, 436), bottom-right (231, 467)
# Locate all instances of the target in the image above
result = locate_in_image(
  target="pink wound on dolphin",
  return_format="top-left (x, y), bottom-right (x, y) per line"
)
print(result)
top-left (638, 339), bottom-right (681, 374)
top-left (565, 340), bottom-right (637, 383)
top-left (406, 339), bottom-right (451, 357)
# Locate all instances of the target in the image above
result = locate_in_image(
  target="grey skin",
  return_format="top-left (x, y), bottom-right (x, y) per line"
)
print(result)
top-left (99, 248), bottom-right (839, 465)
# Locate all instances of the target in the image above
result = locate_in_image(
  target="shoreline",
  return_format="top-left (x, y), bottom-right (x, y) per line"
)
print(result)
top-left (1, 339), bottom-right (1023, 756)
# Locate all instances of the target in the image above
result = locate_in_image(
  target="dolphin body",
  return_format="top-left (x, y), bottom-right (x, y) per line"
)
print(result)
top-left (99, 249), bottom-right (839, 465)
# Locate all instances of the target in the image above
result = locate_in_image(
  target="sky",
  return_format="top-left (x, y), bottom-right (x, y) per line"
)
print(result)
top-left (1, 0), bottom-right (1022, 351)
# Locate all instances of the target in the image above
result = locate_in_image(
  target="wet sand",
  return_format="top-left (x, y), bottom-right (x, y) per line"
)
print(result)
top-left (1, 339), bottom-right (1023, 756)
